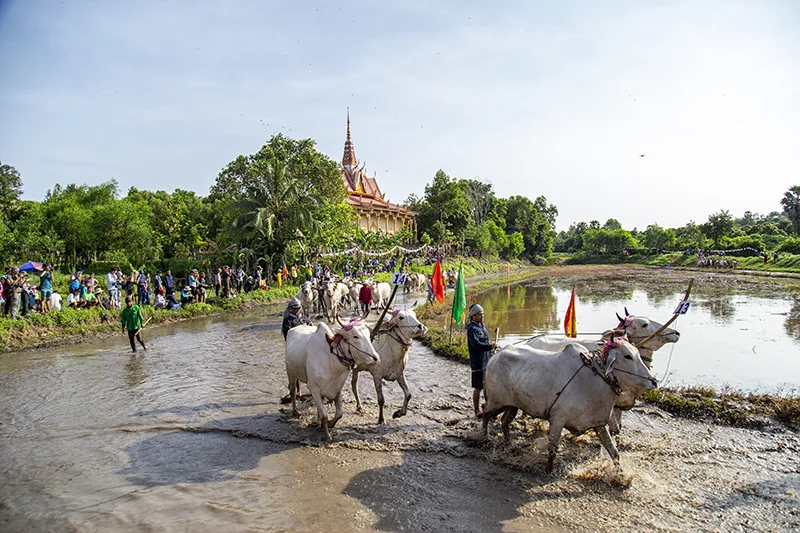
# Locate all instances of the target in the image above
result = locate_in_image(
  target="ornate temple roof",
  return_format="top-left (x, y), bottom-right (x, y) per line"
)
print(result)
top-left (341, 110), bottom-right (416, 216)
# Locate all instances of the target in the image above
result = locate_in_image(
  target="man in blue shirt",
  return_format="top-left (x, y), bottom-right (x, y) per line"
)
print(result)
top-left (466, 303), bottom-right (497, 418)
top-left (39, 264), bottom-right (53, 312)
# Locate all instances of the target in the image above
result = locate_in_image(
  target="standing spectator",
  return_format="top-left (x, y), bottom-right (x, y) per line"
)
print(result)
top-left (137, 270), bottom-right (148, 306)
top-left (1, 269), bottom-right (10, 316)
top-left (197, 273), bottom-right (207, 302)
top-left (120, 296), bottom-right (147, 353)
top-left (235, 265), bottom-right (245, 294)
top-left (187, 269), bottom-right (198, 298)
top-left (163, 269), bottom-right (175, 297)
top-left (124, 271), bottom-right (135, 300)
top-left (8, 267), bottom-right (25, 319)
top-left (214, 267), bottom-right (222, 298)
top-left (153, 271), bottom-right (163, 297)
top-left (358, 280), bottom-right (373, 316)
top-left (291, 264), bottom-right (298, 286)
top-left (220, 266), bottom-right (231, 298)
top-left (87, 273), bottom-right (98, 292)
top-left (39, 264), bottom-right (53, 313)
top-left (253, 266), bottom-right (262, 290)
top-left (106, 267), bottom-right (119, 309)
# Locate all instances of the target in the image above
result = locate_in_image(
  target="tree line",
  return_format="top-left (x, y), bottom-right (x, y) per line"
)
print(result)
top-left (404, 170), bottom-right (558, 260)
top-left (554, 186), bottom-right (800, 256)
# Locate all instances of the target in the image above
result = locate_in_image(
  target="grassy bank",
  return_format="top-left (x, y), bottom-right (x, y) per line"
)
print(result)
top-left (0, 285), bottom-right (298, 353)
top-left (416, 264), bottom-right (800, 430)
top-left (0, 256), bottom-right (525, 353)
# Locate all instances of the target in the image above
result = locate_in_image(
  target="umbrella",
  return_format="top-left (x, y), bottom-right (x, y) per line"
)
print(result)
top-left (18, 261), bottom-right (44, 273)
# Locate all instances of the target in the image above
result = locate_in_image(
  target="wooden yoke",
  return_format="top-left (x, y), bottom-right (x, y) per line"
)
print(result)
top-left (635, 278), bottom-right (693, 350)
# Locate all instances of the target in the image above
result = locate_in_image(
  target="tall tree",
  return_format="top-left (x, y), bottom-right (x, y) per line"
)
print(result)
top-left (702, 210), bottom-right (734, 248)
top-left (0, 162), bottom-right (23, 223)
top-left (780, 186), bottom-right (800, 235)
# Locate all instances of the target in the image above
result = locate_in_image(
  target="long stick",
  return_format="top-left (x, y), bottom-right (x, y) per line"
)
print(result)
top-left (635, 278), bottom-right (693, 349)
top-left (370, 256), bottom-right (407, 341)
top-left (134, 316), bottom-right (151, 337)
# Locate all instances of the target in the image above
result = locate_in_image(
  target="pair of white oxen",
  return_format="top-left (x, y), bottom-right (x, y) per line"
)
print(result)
top-left (284, 308), bottom-right (679, 472)
top-left (296, 279), bottom-right (393, 321)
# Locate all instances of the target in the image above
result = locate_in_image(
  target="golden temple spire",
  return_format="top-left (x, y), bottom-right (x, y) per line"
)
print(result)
top-left (342, 108), bottom-right (358, 171)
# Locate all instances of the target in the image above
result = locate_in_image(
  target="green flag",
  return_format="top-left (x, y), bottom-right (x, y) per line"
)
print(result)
top-left (451, 263), bottom-right (466, 327)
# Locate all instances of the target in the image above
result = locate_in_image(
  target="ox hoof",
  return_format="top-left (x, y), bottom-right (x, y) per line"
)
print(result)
top-left (280, 394), bottom-right (292, 405)
top-left (355, 406), bottom-right (364, 415)
top-left (392, 410), bottom-right (405, 419)
top-left (291, 410), bottom-right (300, 417)
top-left (378, 417), bottom-right (385, 425)
top-left (328, 417), bottom-right (341, 428)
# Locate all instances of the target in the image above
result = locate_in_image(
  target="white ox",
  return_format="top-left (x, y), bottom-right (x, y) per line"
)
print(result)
top-left (345, 278), bottom-right (363, 313)
top-left (323, 281), bottom-right (350, 321)
top-left (525, 310), bottom-right (680, 433)
top-left (285, 320), bottom-right (380, 441)
top-left (351, 309), bottom-right (428, 423)
top-left (482, 338), bottom-right (657, 472)
top-left (296, 281), bottom-right (316, 317)
top-left (404, 273), bottom-right (427, 294)
top-left (372, 281), bottom-right (392, 309)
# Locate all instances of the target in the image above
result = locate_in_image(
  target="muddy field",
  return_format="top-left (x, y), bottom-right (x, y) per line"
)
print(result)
top-left (1, 265), bottom-right (799, 532)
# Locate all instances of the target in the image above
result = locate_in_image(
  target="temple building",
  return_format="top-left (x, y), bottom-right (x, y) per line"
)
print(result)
top-left (341, 111), bottom-right (417, 235)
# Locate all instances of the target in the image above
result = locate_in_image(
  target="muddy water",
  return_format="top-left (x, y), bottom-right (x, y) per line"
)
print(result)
top-left (481, 275), bottom-right (800, 393)
top-left (1, 272), bottom-right (799, 532)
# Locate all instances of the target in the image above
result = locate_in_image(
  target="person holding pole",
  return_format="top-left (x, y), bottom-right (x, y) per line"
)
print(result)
top-left (121, 296), bottom-right (147, 352)
top-left (466, 303), bottom-right (497, 419)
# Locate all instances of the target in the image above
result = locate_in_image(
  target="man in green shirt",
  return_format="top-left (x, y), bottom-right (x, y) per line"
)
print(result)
top-left (120, 296), bottom-right (147, 352)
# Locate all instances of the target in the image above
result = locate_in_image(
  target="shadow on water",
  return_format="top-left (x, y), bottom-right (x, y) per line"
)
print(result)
top-left (118, 413), bottom-right (298, 487)
top-left (341, 450), bottom-right (616, 533)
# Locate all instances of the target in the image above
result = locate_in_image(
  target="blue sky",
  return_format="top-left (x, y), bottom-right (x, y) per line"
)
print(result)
top-left (1, 0), bottom-right (798, 230)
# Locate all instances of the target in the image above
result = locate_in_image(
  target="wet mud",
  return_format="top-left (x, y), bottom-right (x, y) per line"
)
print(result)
top-left (0, 267), bottom-right (798, 532)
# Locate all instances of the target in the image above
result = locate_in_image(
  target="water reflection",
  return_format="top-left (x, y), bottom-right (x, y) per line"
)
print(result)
top-left (784, 299), bottom-right (800, 341)
top-left (477, 284), bottom-right (558, 335)
top-left (695, 295), bottom-right (737, 323)
top-left (479, 277), bottom-right (800, 392)
top-left (125, 355), bottom-right (147, 387)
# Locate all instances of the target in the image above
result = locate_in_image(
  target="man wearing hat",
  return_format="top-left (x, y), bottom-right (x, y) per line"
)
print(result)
top-left (282, 297), bottom-right (311, 340)
top-left (467, 303), bottom-right (497, 418)
top-left (121, 295), bottom-right (147, 352)
top-left (358, 279), bottom-right (373, 316)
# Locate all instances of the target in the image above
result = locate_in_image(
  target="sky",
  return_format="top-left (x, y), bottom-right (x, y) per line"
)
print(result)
top-left (1, 0), bottom-right (799, 231)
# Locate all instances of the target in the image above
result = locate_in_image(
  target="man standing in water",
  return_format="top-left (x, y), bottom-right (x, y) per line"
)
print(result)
top-left (121, 296), bottom-right (147, 352)
top-left (466, 303), bottom-right (497, 418)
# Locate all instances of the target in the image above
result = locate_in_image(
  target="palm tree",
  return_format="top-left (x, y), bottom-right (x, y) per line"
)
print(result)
top-left (232, 158), bottom-right (321, 249)
top-left (781, 186), bottom-right (800, 235)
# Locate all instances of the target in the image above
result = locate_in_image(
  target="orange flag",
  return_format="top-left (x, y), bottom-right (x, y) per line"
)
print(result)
top-left (431, 258), bottom-right (445, 303)
top-left (564, 287), bottom-right (577, 338)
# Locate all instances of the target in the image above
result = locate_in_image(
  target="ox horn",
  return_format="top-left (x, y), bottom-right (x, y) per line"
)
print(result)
top-left (336, 314), bottom-right (347, 328)
top-left (624, 306), bottom-right (630, 316)
top-left (616, 312), bottom-right (624, 324)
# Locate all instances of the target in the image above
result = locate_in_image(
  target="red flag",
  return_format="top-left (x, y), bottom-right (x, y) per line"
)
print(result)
top-left (564, 287), bottom-right (577, 338)
top-left (431, 258), bottom-right (445, 303)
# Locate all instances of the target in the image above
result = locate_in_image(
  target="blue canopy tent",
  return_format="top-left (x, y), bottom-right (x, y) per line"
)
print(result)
top-left (18, 261), bottom-right (44, 273)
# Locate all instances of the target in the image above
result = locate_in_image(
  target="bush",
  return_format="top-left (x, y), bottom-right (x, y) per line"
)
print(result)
top-left (777, 237), bottom-right (800, 254)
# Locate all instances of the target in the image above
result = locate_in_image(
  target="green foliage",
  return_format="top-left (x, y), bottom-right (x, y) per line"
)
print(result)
top-left (415, 170), bottom-right (472, 243)
top-left (781, 186), bottom-right (800, 235)
top-left (703, 210), bottom-right (734, 248)
top-left (641, 224), bottom-right (677, 251)
top-left (777, 237), bottom-right (800, 254)
top-left (581, 228), bottom-right (638, 254)
top-left (0, 161), bottom-right (23, 223)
